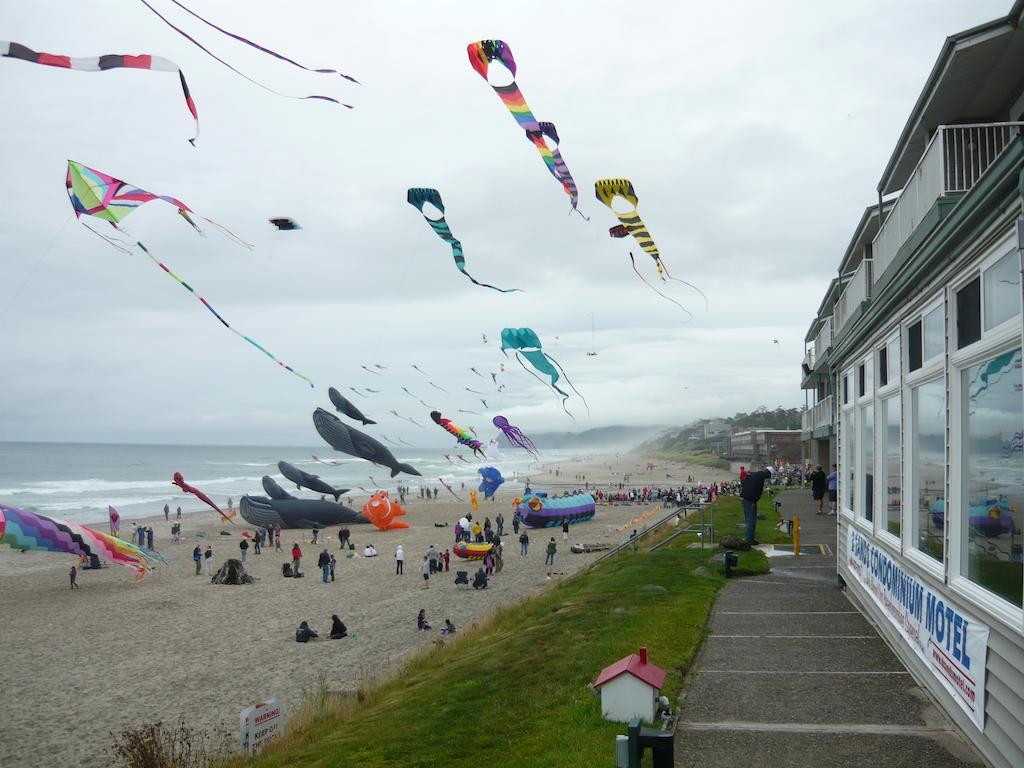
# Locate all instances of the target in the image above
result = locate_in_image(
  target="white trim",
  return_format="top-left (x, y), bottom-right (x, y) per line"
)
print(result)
top-left (950, 574), bottom-right (1023, 633)
top-left (904, 373), bottom-right (946, 572)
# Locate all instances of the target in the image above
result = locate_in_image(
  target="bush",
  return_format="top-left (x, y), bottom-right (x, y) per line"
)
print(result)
top-left (111, 719), bottom-right (223, 768)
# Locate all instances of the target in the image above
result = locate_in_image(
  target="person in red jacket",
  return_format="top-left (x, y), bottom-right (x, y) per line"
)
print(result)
top-left (291, 543), bottom-right (303, 576)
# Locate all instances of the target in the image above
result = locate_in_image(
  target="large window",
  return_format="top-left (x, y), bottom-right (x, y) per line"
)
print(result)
top-left (912, 378), bottom-right (945, 562)
top-left (961, 348), bottom-right (1023, 607)
top-left (861, 404), bottom-right (874, 523)
top-left (923, 305), bottom-right (944, 361)
top-left (881, 395), bottom-right (901, 537)
top-left (983, 251), bottom-right (1021, 331)
top-left (843, 409), bottom-right (856, 513)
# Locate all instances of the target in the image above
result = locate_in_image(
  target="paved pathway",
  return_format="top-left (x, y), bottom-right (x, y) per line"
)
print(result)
top-left (672, 489), bottom-right (987, 768)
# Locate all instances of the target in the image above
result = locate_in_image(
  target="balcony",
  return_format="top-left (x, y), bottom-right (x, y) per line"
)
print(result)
top-left (803, 347), bottom-right (815, 371)
top-left (835, 259), bottom-right (872, 335)
top-left (813, 316), bottom-right (833, 365)
top-left (802, 396), bottom-right (834, 440)
top-left (873, 122), bottom-right (1024, 282)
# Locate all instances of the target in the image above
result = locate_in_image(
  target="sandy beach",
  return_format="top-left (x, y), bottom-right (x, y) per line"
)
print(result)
top-left (0, 454), bottom-right (729, 768)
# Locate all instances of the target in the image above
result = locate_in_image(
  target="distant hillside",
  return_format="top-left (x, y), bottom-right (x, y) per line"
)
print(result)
top-left (498, 424), bottom-right (659, 450)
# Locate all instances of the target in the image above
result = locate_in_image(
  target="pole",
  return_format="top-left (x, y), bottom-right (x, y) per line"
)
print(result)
top-left (794, 516), bottom-right (801, 557)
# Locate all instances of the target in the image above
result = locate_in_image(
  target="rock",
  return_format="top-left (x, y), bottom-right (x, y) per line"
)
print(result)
top-left (720, 536), bottom-right (751, 551)
top-left (640, 583), bottom-right (669, 594)
top-left (691, 566), bottom-right (710, 577)
top-left (612, 607), bottom-right (627, 615)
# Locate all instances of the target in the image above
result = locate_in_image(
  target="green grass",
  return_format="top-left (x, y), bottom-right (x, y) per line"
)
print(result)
top-left (224, 535), bottom-right (769, 768)
top-left (699, 494), bottom-right (791, 546)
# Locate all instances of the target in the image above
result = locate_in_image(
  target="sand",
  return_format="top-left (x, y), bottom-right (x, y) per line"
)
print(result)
top-left (0, 454), bottom-right (729, 767)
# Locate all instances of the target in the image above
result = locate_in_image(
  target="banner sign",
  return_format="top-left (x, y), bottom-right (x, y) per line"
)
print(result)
top-left (846, 527), bottom-right (989, 730)
top-left (240, 698), bottom-right (284, 756)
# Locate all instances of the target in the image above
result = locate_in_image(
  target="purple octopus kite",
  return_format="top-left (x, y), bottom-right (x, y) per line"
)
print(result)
top-left (493, 415), bottom-right (539, 456)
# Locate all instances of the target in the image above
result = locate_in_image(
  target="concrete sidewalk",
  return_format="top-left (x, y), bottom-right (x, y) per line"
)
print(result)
top-left (672, 489), bottom-right (986, 768)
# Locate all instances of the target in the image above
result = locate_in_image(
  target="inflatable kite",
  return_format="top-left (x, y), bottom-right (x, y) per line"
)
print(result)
top-left (500, 328), bottom-right (586, 416)
top-left (172, 472), bottom-right (235, 523)
top-left (493, 416), bottom-right (538, 456)
top-left (407, 188), bottom-right (519, 293)
top-left (313, 408), bottom-right (422, 477)
top-left (269, 217), bottom-right (300, 230)
top-left (467, 40), bottom-right (582, 215)
top-left (2, 40), bottom-right (199, 144)
top-left (0, 503), bottom-right (165, 580)
top-left (470, 489), bottom-right (479, 512)
top-left (516, 492), bottom-right (595, 528)
top-left (239, 495), bottom-right (367, 529)
top-left (138, 0), bottom-right (356, 104)
top-left (453, 540), bottom-right (494, 560)
top-left (361, 491), bottom-right (409, 531)
top-left (329, 387), bottom-right (376, 425)
top-left (66, 160), bottom-right (314, 386)
top-left (430, 411), bottom-right (484, 457)
top-left (478, 467), bottom-right (505, 499)
top-left (277, 461), bottom-right (348, 501)
top-left (262, 476), bottom-right (295, 500)
top-left (595, 178), bottom-right (706, 315)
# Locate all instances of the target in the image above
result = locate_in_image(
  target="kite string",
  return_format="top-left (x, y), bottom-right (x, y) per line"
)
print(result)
top-left (630, 253), bottom-right (692, 322)
top-left (660, 260), bottom-right (709, 311)
top-left (0, 214), bottom-right (74, 322)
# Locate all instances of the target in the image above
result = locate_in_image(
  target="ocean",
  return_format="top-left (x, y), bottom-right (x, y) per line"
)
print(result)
top-left (0, 441), bottom-right (556, 525)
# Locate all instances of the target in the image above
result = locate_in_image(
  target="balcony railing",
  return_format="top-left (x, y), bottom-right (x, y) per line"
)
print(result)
top-left (813, 315), bottom-right (833, 364)
top-left (873, 122), bottom-right (1024, 281)
top-left (810, 396), bottom-right (833, 432)
top-left (835, 259), bottom-right (872, 335)
top-left (803, 347), bottom-right (815, 371)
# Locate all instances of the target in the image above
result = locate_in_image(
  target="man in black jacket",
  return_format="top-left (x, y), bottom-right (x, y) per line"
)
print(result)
top-left (740, 467), bottom-right (773, 544)
top-left (808, 465), bottom-right (828, 515)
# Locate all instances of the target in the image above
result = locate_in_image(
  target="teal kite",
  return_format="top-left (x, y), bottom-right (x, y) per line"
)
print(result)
top-left (500, 327), bottom-right (586, 417)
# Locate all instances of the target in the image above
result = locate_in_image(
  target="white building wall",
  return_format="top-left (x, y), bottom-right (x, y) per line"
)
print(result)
top-left (600, 675), bottom-right (656, 723)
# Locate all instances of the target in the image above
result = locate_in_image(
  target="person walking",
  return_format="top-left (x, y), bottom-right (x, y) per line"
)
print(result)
top-left (204, 545), bottom-right (213, 576)
top-left (421, 556), bottom-right (430, 589)
top-left (253, 530), bottom-right (262, 555)
top-left (395, 544), bottom-right (405, 575)
top-left (808, 465), bottom-right (828, 515)
top-left (827, 464), bottom-right (839, 515)
top-left (239, 536), bottom-right (249, 562)
top-left (740, 466), bottom-right (773, 545)
top-left (339, 527), bottom-right (350, 550)
top-left (318, 549), bottom-right (331, 583)
top-left (495, 512), bottom-right (504, 537)
top-left (561, 520), bottom-right (570, 542)
top-left (544, 537), bottom-right (556, 566)
top-left (193, 545), bottom-right (202, 575)
top-left (291, 543), bottom-right (302, 576)
top-left (519, 531), bottom-right (529, 557)
top-left (176, 506), bottom-right (182, 521)
top-left (69, 563), bottom-right (80, 590)
top-left (163, 503), bottom-right (169, 522)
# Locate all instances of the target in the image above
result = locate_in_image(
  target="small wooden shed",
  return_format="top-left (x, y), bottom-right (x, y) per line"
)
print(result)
top-left (593, 647), bottom-right (665, 723)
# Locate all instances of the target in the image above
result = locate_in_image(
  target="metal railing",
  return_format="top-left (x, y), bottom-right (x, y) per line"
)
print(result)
top-left (813, 316), bottom-right (833, 365)
top-left (588, 503), bottom-right (705, 567)
top-left (803, 347), bottom-right (815, 371)
top-left (801, 408), bottom-right (813, 436)
top-left (873, 122), bottom-right (1024, 281)
top-left (835, 259), bottom-right (872, 334)
top-left (810, 395), bottom-right (833, 432)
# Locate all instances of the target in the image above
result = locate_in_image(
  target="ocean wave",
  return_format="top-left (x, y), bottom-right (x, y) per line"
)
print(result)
top-left (204, 461), bottom-right (276, 467)
top-left (0, 475), bottom-right (264, 496)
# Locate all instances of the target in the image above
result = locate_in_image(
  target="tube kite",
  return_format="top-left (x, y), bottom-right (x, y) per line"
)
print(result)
top-left (407, 188), bottom-right (519, 293)
top-left (467, 40), bottom-right (582, 215)
top-left (595, 178), bottom-right (706, 315)
top-left (2, 41), bottom-right (199, 144)
top-left (500, 327), bottom-right (586, 416)
top-left (438, 478), bottom-right (463, 501)
top-left (172, 472), bottom-right (235, 523)
top-left (0, 503), bottom-right (165, 580)
top-left (137, 0), bottom-right (355, 106)
top-left (493, 415), bottom-right (539, 456)
top-left (66, 161), bottom-right (313, 387)
top-left (430, 411), bottom-right (485, 457)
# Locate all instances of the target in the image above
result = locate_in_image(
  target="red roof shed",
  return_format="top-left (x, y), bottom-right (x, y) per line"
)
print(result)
top-left (593, 646), bottom-right (666, 690)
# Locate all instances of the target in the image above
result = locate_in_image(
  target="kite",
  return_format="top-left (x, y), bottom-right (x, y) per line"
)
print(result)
top-left (428, 381), bottom-right (450, 394)
top-left (482, 334), bottom-right (488, 343)
top-left (438, 477), bottom-right (463, 501)
top-left (0, 503), bottom-right (165, 580)
top-left (361, 365), bottom-right (382, 376)
top-left (396, 436), bottom-right (414, 447)
top-left (362, 491), bottom-right (409, 531)
top-left (478, 467), bottom-right (505, 499)
top-left (366, 388), bottom-right (381, 394)
top-left (108, 505), bottom-right (121, 536)
top-left (2, 40), bottom-right (199, 144)
top-left (389, 410), bottom-right (424, 428)
top-left (500, 327), bottom-right (586, 416)
top-left (490, 372), bottom-right (498, 385)
top-left (412, 364), bottom-right (429, 376)
top-left (466, 387), bottom-right (487, 395)
top-left (329, 387), bottom-right (376, 425)
top-left (66, 161), bottom-right (314, 386)
top-left (278, 461), bottom-right (348, 501)
top-left (456, 455), bottom-right (470, 463)
top-left (407, 187), bottom-right (519, 293)
top-left (470, 489), bottom-right (479, 512)
top-left (173, 472), bottom-right (235, 523)
top-left (348, 387), bottom-right (368, 398)
top-left (443, 454), bottom-right (453, 463)
top-left (481, 399), bottom-right (488, 409)
top-left (375, 364), bottom-right (387, 370)
top-left (467, 39), bottom-right (583, 215)
top-left (401, 386), bottom-right (419, 399)
top-left (470, 367), bottom-right (484, 378)
top-left (262, 476), bottom-right (295, 500)
top-left (313, 408), bottom-right (422, 477)
top-left (312, 454), bottom-right (346, 466)
top-left (379, 434), bottom-right (399, 446)
top-left (137, 0), bottom-right (356, 106)
top-left (430, 411), bottom-right (485, 457)
top-left (269, 217), bottom-right (300, 230)
top-left (459, 409), bottom-right (482, 416)
top-left (493, 415), bottom-right (539, 456)
top-left (595, 178), bottom-right (706, 315)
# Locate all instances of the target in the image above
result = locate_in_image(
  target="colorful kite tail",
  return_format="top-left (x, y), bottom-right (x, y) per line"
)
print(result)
top-left (545, 352), bottom-right (589, 416)
top-left (629, 253), bottom-right (693, 321)
top-left (512, 351), bottom-right (575, 420)
top-left (660, 260), bottom-right (709, 311)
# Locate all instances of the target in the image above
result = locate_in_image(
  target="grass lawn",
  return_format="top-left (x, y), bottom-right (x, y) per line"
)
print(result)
top-left (223, 517), bottom-right (772, 768)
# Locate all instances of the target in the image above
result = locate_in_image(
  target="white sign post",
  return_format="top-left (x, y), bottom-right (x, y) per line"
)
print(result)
top-left (240, 698), bottom-right (285, 756)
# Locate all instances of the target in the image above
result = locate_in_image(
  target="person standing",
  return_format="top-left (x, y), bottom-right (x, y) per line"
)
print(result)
top-left (339, 527), bottom-right (350, 550)
top-left (740, 467), bottom-right (773, 545)
top-left (193, 545), bottom-right (202, 575)
top-left (291, 543), bottom-right (302, 575)
top-left (312, 527), bottom-right (320, 545)
top-left (275, 524), bottom-right (283, 552)
top-left (176, 506), bottom-right (182, 521)
top-left (421, 556), bottom-right (430, 589)
top-left (163, 504), bottom-right (170, 522)
top-left (443, 548), bottom-right (450, 572)
top-left (318, 549), bottom-right (331, 583)
top-left (808, 465), bottom-right (828, 515)
top-left (512, 514), bottom-right (520, 535)
top-left (562, 520), bottom-right (570, 542)
top-left (253, 530), bottom-right (262, 555)
top-left (330, 553), bottom-right (337, 582)
top-left (69, 563), bottom-right (80, 590)
top-left (427, 544), bottom-right (439, 574)
top-left (146, 527), bottom-right (154, 550)
top-left (204, 545), bottom-right (213, 576)
top-left (395, 544), bottom-right (405, 575)
top-left (519, 531), bottom-right (529, 557)
top-left (228, 497), bottom-right (234, 518)
top-left (827, 464), bottom-right (839, 515)
top-left (495, 512), bottom-right (504, 537)
top-left (545, 537), bottom-right (556, 566)
top-left (239, 536), bottom-right (249, 562)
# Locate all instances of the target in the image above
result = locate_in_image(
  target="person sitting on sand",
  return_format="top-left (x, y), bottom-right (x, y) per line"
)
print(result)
top-left (329, 614), bottom-right (348, 639)
top-left (295, 621), bottom-right (318, 643)
top-left (472, 567), bottom-right (488, 589)
top-left (441, 618), bottom-right (456, 635)
top-left (363, 544), bottom-right (377, 557)
top-left (417, 609), bottom-right (431, 631)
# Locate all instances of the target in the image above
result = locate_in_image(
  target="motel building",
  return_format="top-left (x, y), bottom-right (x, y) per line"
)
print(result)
top-left (801, 3), bottom-right (1024, 766)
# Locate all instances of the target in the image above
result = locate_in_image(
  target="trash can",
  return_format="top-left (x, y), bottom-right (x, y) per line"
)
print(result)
top-left (724, 550), bottom-right (738, 578)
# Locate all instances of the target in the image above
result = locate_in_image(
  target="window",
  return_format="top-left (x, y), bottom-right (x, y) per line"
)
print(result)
top-left (961, 348), bottom-right (1023, 606)
top-left (858, 364), bottom-right (866, 398)
top-left (923, 305), bottom-right (944, 361)
top-left (984, 251), bottom-right (1021, 331)
top-left (879, 347), bottom-right (888, 387)
top-left (843, 374), bottom-right (849, 405)
top-left (956, 277), bottom-right (981, 349)
top-left (881, 395), bottom-right (901, 537)
top-left (908, 321), bottom-right (923, 371)
top-left (843, 409), bottom-right (856, 513)
top-left (912, 378), bottom-right (945, 562)
top-left (887, 337), bottom-right (900, 385)
top-left (861, 404), bottom-right (874, 523)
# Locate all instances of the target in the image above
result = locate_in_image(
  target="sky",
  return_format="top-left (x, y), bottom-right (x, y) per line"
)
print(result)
top-left (0, 0), bottom-right (1011, 446)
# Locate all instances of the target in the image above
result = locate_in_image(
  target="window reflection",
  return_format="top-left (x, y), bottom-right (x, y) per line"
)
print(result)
top-left (844, 410), bottom-right (856, 513)
top-left (883, 396), bottom-right (901, 536)
top-left (862, 405), bottom-right (874, 523)
top-left (913, 379), bottom-right (944, 561)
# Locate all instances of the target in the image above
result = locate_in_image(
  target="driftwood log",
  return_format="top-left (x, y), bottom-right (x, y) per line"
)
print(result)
top-left (211, 559), bottom-right (254, 585)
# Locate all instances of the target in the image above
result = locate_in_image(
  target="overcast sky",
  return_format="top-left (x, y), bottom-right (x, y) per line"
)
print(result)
top-left (0, 0), bottom-right (1010, 445)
